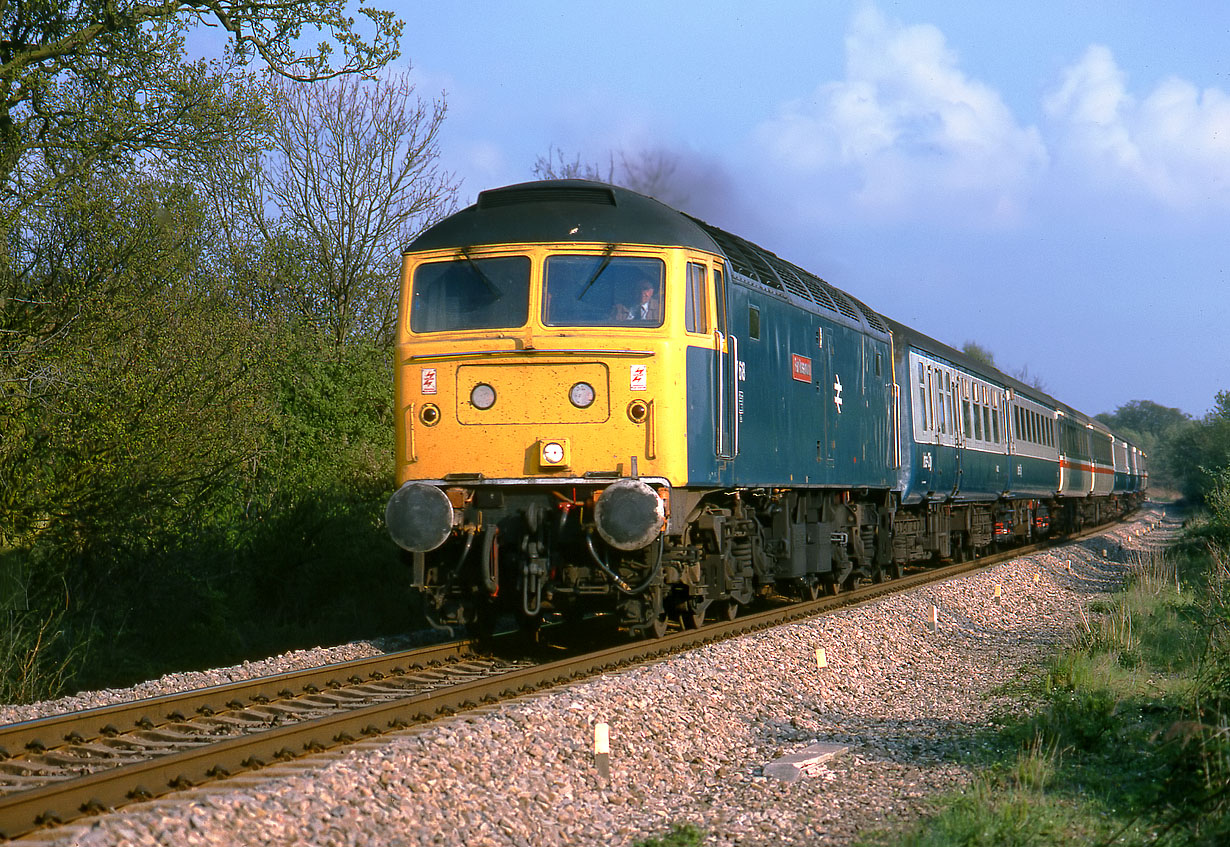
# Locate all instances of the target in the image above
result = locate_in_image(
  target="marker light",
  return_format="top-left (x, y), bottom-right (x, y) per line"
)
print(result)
top-left (470, 383), bottom-right (496, 409)
top-left (539, 439), bottom-right (570, 468)
top-left (569, 382), bottom-right (596, 408)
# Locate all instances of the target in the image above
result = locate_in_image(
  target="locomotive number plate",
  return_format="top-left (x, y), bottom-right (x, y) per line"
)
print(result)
top-left (791, 354), bottom-right (812, 383)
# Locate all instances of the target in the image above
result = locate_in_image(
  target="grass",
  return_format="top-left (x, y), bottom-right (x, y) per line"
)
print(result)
top-left (634, 823), bottom-right (705, 847)
top-left (861, 538), bottom-right (1230, 847)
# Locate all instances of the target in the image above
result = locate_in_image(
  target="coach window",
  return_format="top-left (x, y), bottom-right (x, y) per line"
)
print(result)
top-left (926, 367), bottom-right (936, 433)
top-left (950, 378), bottom-right (960, 438)
top-left (992, 403), bottom-right (1001, 444)
top-left (937, 371), bottom-right (947, 434)
top-left (917, 364), bottom-right (927, 431)
top-left (963, 397), bottom-right (973, 440)
top-left (685, 262), bottom-right (708, 333)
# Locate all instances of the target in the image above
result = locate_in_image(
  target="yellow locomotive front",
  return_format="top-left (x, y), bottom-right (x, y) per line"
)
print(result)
top-left (385, 181), bottom-right (729, 635)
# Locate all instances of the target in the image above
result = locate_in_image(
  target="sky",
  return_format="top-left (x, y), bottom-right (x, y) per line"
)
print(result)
top-left (281, 1), bottom-right (1230, 419)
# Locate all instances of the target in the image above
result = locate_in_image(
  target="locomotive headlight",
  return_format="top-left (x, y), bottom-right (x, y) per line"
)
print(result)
top-left (470, 383), bottom-right (496, 410)
top-left (539, 439), bottom-right (570, 467)
top-left (569, 381), bottom-right (596, 408)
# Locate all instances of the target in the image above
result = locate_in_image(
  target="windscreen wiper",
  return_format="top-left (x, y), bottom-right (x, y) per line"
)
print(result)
top-left (457, 248), bottom-right (503, 299)
top-left (574, 243), bottom-right (618, 301)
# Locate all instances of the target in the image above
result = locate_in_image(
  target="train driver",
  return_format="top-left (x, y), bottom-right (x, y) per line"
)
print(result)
top-left (614, 277), bottom-right (659, 322)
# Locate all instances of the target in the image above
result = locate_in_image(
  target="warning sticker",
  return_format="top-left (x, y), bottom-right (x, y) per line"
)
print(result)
top-left (791, 354), bottom-right (812, 383)
top-left (421, 367), bottom-right (438, 395)
top-left (630, 364), bottom-right (648, 391)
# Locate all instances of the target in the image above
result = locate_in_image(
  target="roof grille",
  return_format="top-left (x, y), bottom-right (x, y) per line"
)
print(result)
top-left (697, 225), bottom-right (783, 291)
top-left (851, 298), bottom-right (888, 333)
top-left (819, 281), bottom-right (862, 323)
top-left (689, 216), bottom-right (886, 333)
top-left (477, 185), bottom-right (617, 209)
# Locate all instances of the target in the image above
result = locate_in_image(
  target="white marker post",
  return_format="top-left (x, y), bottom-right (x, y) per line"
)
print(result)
top-left (594, 722), bottom-right (610, 781)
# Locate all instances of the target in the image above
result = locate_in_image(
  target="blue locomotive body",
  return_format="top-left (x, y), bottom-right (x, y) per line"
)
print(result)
top-left (385, 180), bottom-right (1146, 634)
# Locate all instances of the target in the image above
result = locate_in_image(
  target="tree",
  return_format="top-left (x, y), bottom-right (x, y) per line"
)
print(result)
top-left (256, 71), bottom-right (458, 350)
top-left (1163, 391), bottom-right (1230, 501)
top-left (0, 1), bottom-right (402, 210)
top-left (1096, 400), bottom-right (1190, 441)
top-left (532, 144), bottom-right (690, 207)
top-left (532, 145), bottom-right (614, 182)
top-left (3, 1), bottom-right (401, 408)
top-left (1097, 399), bottom-right (1192, 491)
top-left (617, 147), bottom-right (688, 207)
top-left (961, 341), bottom-right (996, 369)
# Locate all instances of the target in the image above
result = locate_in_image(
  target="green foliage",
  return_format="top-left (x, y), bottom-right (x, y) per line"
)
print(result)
top-left (1097, 399), bottom-right (1192, 490)
top-left (960, 341), bottom-right (997, 369)
top-left (634, 824), bottom-right (705, 847)
top-left (864, 544), bottom-right (1230, 847)
top-left (1163, 391), bottom-right (1230, 503)
top-left (1202, 467), bottom-right (1230, 545)
top-left (0, 2), bottom-right (403, 207)
top-left (0, 3), bottom-right (456, 700)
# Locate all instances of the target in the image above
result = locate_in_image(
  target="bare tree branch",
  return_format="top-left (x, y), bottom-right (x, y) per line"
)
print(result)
top-left (262, 71), bottom-right (458, 349)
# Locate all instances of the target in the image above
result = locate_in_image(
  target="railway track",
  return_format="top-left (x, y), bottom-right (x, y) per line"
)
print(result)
top-left (0, 521), bottom-right (1132, 841)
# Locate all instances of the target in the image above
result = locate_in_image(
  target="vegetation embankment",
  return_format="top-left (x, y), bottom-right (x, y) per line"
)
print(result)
top-left (1, 5), bottom-right (454, 700)
top-left (854, 503), bottom-right (1229, 847)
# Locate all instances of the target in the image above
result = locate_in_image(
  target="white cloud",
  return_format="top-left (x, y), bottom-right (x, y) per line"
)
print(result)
top-left (1045, 45), bottom-right (1230, 209)
top-left (756, 6), bottom-right (1046, 224)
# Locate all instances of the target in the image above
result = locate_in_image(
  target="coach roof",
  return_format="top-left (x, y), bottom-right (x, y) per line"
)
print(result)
top-left (406, 179), bottom-right (722, 254)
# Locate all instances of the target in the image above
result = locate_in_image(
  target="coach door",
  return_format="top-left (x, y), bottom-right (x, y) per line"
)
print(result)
top-left (711, 265), bottom-right (740, 460)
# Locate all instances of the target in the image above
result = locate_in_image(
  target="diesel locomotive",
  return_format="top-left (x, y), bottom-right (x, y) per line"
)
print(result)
top-left (384, 180), bottom-right (1147, 636)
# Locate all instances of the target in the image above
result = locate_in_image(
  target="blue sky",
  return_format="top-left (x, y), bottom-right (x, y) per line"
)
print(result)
top-left (340, 2), bottom-right (1229, 418)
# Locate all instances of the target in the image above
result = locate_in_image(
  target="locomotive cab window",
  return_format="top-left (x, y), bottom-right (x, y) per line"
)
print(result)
top-left (685, 262), bottom-right (709, 333)
top-left (410, 255), bottom-right (531, 333)
top-left (543, 255), bottom-right (664, 327)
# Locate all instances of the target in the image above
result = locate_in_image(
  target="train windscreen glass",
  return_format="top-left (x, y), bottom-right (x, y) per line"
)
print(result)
top-left (410, 256), bottom-right (530, 332)
top-left (543, 255), bottom-right (665, 327)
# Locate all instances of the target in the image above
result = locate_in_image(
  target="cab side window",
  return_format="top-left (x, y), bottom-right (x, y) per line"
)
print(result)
top-left (685, 262), bottom-right (709, 333)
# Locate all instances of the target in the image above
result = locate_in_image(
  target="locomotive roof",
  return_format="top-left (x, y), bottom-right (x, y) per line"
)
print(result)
top-left (409, 179), bottom-right (891, 338)
top-left (406, 180), bottom-right (723, 254)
